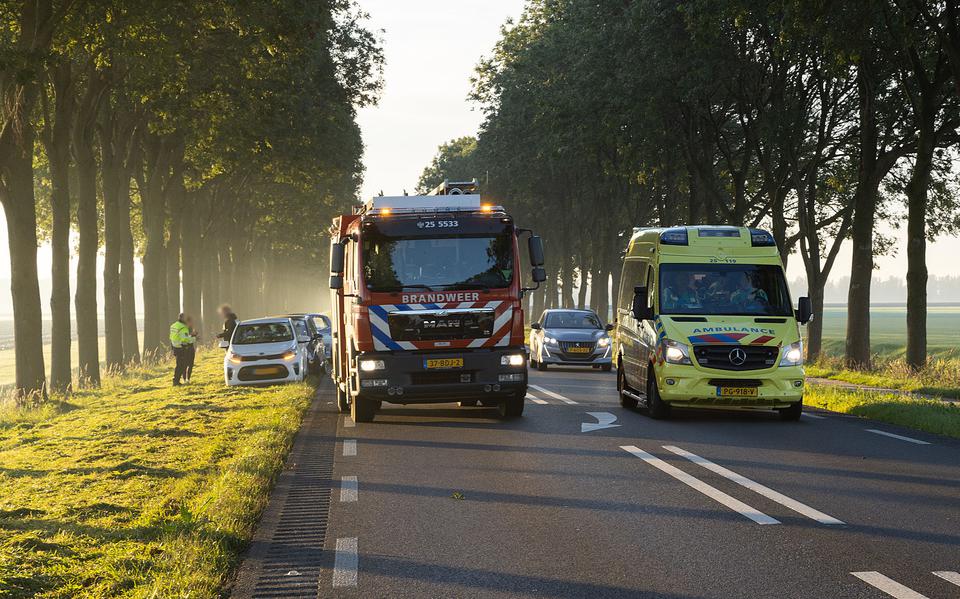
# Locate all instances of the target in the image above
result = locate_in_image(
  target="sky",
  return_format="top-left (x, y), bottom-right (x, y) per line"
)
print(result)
top-left (1, 0), bottom-right (959, 319)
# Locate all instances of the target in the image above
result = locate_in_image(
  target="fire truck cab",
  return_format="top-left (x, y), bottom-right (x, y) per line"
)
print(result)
top-left (329, 180), bottom-right (546, 422)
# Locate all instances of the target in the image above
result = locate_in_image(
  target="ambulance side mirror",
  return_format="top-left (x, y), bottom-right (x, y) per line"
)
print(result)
top-left (329, 241), bottom-right (345, 290)
top-left (796, 296), bottom-right (813, 325)
top-left (632, 286), bottom-right (653, 321)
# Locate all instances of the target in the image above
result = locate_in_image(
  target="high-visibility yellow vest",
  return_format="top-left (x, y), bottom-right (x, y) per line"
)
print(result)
top-left (169, 320), bottom-right (195, 348)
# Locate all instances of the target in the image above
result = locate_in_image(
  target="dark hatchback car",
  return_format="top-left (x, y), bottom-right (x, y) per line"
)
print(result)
top-left (279, 314), bottom-right (326, 374)
top-left (529, 309), bottom-right (614, 371)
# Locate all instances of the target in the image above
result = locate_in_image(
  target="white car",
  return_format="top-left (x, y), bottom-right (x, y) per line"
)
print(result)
top-left (223, 317), bottom-right (308, 386)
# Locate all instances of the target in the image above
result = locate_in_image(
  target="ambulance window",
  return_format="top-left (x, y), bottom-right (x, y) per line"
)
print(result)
top-left (618, 259), bottom-right (646, 313)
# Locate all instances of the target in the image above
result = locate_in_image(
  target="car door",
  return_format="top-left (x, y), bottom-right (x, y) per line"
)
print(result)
top-left (617, 258), bottom-right (646, 388)
top-left (530, 313), bottom-right (543, 357)
top-left (636, 266), bottom-right (658, 390)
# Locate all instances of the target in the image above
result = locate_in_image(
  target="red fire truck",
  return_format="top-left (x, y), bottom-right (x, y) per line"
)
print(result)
top-left (328, 180), bottom-right (546, 422)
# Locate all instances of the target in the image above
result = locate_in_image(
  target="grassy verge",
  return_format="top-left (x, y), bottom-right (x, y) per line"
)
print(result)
top-left (804, 386), bottom-right (960, 439)
top-left (806, 356), bottom-right (960, 399)
top-left (0, 349), bottom-right (315, 598)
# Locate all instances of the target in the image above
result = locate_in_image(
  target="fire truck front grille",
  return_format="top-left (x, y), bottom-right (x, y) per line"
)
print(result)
top-left (388, 309), bottom-right (496, 341)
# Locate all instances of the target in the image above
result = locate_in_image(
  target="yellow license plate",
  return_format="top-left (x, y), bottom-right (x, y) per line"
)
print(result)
top-left (717, 387), bottom-right (758, 398)
top-left (567, 347), bottom-right (591, 353)
top-left (424, 358), bottom-right (463, 369)
top-left (253, 366), bottom-right (281, 375)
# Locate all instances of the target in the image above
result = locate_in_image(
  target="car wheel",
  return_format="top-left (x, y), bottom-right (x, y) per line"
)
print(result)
top-left (497, 393), bottom-right (524, 418)
top-left (337, 384), bottom-right (349, 413)
top-left (536, 360), bottom-right (548, 371)
top-left (351, 394), bottom-right (376, 422)
top-left (601, 364), bottom-right (612, 372)
top-left (617, 362), bottom-right (637, 409)
top-left (646, 372), bottom-right (672, 420)
top-left (778, 401), bottom-right (803, 421)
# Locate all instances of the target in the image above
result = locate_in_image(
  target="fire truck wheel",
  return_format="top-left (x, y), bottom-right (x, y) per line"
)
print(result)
top-left (336, 384), bottom-right (349, 413)
top-left (459, 399), bottom-right (479, 407)
top-left (352, 395), bottom-right (377, 423)
top-left (498, 393), bottom-right (525, 418)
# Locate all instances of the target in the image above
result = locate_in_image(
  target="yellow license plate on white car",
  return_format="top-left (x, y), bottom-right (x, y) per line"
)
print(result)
top-left (424, 358), bottom-right (463, 369)
top-left (567, 347), bottom-right (591, 353)
top-left (254, 366), bottom-right (282, 375)
top-left (716, 387), bottom-right (758, 398)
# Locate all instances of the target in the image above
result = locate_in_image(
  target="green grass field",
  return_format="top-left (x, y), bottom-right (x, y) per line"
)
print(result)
top-left (815, 305), bottom-right (960, 359)
top-left (0, 350), bottom-right (315, 598)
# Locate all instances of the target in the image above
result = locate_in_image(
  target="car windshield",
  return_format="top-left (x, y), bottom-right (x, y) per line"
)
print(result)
top-left (233, 322), bottom-right (294, 345)
top-left (291, 319), bottom-right (310, 340)
top-left (544, 312), bottom-right (603, 329)
top-left (659, 263), bottom-right (792, 316)
top-left (362, 223), bottom-right (514, 291)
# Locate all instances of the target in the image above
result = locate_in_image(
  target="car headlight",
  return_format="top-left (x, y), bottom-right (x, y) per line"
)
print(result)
top-left (501, 353), bottom-right (524, 366)
top-left (597, 337), bottom-right (610, 347)
top-left (282, 350), bottom-right (297, 361)
top-left (359, 359), bottom-right (385, 371)
top-left (228, 352), bottom-right (243, 365)
top-left (662, 338), bottom-right (692, 365)
top-left (543, 336), bottom-right (558, 345)
top-left (779, 341), bottom-right (803, 367)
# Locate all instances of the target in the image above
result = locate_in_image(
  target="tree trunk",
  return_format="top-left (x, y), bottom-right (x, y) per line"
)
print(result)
top-left (99, 114), bottom-right (131, 371)
top-left (119, 176), bottom-right (140, 364)
top-left (181, 191), bottom-right (203, 334)
top-left (904, 107), bottom-right (935, 370)
top-left (139, 137), bottom-right (170, 358)
top-left (73, 117), bottom-right (100, 386)
top-left (577, 267), bottom-right (589, 309)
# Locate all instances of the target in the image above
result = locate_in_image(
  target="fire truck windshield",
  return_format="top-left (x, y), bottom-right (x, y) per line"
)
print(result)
top-left (361, 222), bottom-right (514, 292)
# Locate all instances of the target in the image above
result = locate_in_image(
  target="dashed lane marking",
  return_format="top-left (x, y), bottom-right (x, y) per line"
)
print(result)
top-left (801, 412), bottom-right (826, 419)
top-left (663, 445), bottom-right (844, 525)
top-left (851, 572), bottom-right (929, 598)
top-left (343, 439), bottom-right (357, 456)
top-left (620, 445), bottom-right (779, 525)
top-left (332, 537), bottom-right (358, 588)
top-left (340, 476), bottom-right (358, 503)
top-left (933, 571), bottom-right (960, 587)
top-left (866, 429), bottom-right (931, 445)
top-left (529, 384), bottom-right (578, 404)
top-left (525, 393), bottom-right (548, 405)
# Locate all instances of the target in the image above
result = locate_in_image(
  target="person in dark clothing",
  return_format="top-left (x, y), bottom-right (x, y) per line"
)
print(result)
top-left (184, 315), bottom-right (198, 382)
top-left (217, 304), bottom-right (238, 345)
top-left (170, 313), bottom-right (196, 386)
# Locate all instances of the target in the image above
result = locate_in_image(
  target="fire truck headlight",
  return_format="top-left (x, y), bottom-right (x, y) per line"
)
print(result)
top-left (501, 354), bottom-right (525, 367)
top-left (360, 359), bottom-right (386, 372)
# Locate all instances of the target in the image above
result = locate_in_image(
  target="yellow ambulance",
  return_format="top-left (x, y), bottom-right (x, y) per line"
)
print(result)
top-left (614, 226), bottom-right (811, 420)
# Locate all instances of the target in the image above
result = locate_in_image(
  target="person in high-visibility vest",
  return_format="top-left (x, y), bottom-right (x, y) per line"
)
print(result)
top-left (170, 313), bottom-right (197, 386)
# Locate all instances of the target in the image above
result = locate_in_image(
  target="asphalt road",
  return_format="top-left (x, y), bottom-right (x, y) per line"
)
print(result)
top-left (236, 367), bottom-right (960, 599)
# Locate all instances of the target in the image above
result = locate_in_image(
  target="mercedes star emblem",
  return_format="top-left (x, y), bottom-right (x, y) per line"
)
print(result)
top-left (728, 347), bottom-right (747, 366)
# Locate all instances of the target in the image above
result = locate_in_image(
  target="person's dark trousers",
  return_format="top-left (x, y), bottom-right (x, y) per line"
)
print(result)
top-left (173, 346), bottom-right (189, 385)
top-left (184, 344), bottom-right (196, 381)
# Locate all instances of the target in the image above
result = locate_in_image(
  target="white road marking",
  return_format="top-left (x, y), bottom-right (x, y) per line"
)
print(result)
top-left (525, 393), bottom-right (548, 405)
top-left (343, 439), bottom-right (357, 456)
top-left (620, 445), bottom-right (779, 525)
top-left (340, 476), bottom-right (358, 502)
top-left (933, 571), bottom-right (960, 587)
top-left (581, 412), bottom-right (620, 433)
top-left (343, 416), bottom-right (355, 428)
top-left (332, 537), bottom-right (358, 587)
top-left (866, 429), bottom-right (931, 445)
top-left (851, 572), bottom-right (929, 598)
top-left (529, 384), bottom-right (578, 404)
top-left (801, 412), bottom-right (826, 419)
top-left (663, 445), bottom-right (844, 525)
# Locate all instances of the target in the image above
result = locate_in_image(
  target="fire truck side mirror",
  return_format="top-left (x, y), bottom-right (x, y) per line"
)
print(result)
top-left (528, 235), bottom-right (545, 267)
top-left (531, 266), bottom-right (546, 283)
top-left (330, 275), bottom-right (343, 289)
top-left (330, 241), bottom-right (346, 289)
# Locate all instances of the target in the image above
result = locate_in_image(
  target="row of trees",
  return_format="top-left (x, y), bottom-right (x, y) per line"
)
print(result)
top-left (420, 0), bottom-right (960, 369)
top-left (0, 0), bottom-right (382, 397)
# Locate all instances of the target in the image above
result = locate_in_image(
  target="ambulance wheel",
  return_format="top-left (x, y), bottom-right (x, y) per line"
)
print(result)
top-left (337, 384), bottom-right (349, 413)
top-left (646, 374), bottom-right (671, 420)
top-left (460, 399), bottom-right (478, 407)
top-left (351, 394), bottom-right (376, 423)
top-left (498, 393), bottom-right (524, 418)
top-left (778, 401), bottom-right (803, 421)
top-left (617, 363), bottom-right (637, 409)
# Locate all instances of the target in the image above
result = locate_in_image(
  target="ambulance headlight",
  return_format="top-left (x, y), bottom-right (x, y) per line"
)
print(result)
top-left (779, 342), bottom-right (803, 367)
top-left (360, 359), bottom-right (385, 372)
top-left (662, 338), bottom-right (691, 365)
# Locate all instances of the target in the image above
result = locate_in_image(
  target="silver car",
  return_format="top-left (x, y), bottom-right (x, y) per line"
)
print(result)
top-left (529, 309), bottom-right (613, 371)
top-left (308, 313), bottom-right (333, 362)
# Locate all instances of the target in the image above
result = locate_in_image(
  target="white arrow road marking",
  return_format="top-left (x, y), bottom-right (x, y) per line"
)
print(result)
top-left (933, 571), bottom-right (960, 587)
top-left (340, 476), bottom-right (358, 503)
top-left (581, 412), bottom-right (620, 433)
top-left (525, 393), bottom-right (548, 405)
top-left (866, 429), bottom-right (931, 445)
top-left (851, 572), bottom-right (929, 598)
top-left (343, 439), bottom-right (357, 456)
top-left (333, 537), bottom-right (358, 587)
top-left (663, 445), bottom-right (844, 525)
top-left (529, 384), bottom-right (578, 404)
top-left (620, 445), bottom-right (779, 525)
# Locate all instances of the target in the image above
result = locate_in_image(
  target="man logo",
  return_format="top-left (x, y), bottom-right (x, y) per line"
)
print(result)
top-left (728, 347), bottom-right (747, 366)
